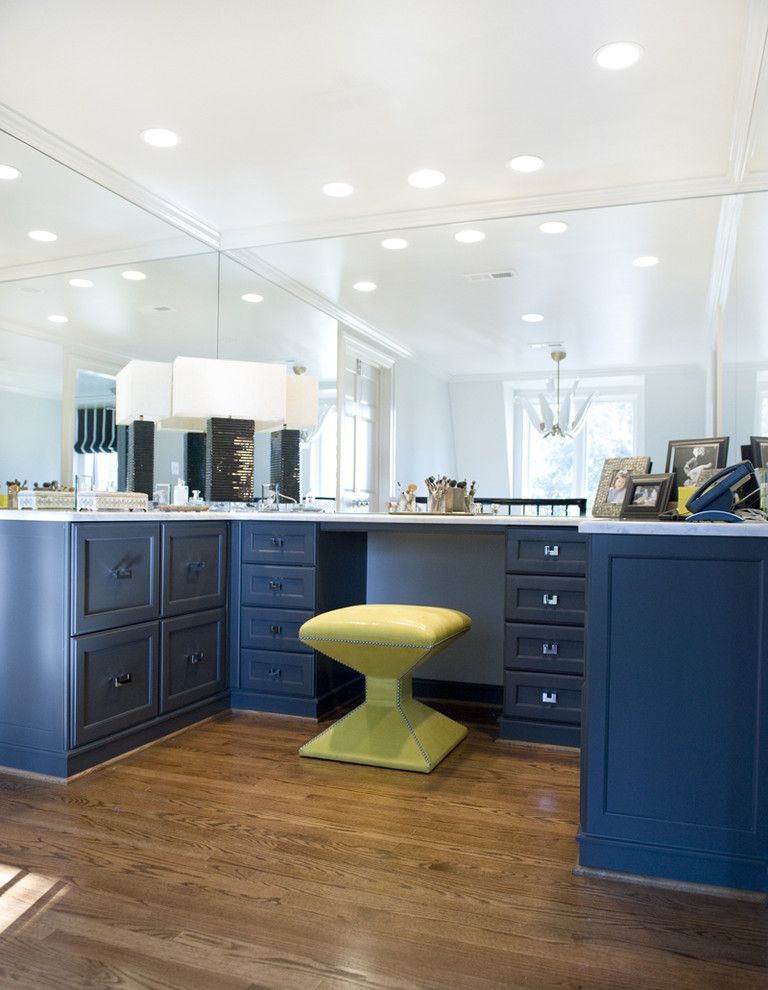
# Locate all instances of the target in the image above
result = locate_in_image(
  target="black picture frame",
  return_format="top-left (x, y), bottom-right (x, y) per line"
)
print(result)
top-left (620, 473), bottom-right (675, 519)
top-left (749, 436), bottom-right (768, 468)
top-left (664, 437), bottom-right (729, 496)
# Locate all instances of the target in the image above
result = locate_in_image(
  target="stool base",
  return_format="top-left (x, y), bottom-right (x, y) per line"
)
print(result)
top-left (299, 677), bottom-right (467, 773)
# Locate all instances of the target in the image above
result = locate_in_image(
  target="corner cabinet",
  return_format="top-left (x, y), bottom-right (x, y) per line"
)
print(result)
top-left (0, 520), bottom-right (229, 777)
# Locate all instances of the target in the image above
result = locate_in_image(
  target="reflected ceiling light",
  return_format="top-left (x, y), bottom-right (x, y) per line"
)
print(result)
top-left (28, 230), bottom-right (57, 242)
top-left (0, 164), bottom-right (21, 180)
top-left (539, 220), bottom-right (568, 234)
top-left (518, 350), bottom-right (594, 440)
top-left (381, 237), bottom-right (408, 250)
top-left (594, 42), bottom-right (643, 70)
top-left (241, 292), bottom-right (264, 303)
top-left (322, 181), bottom-right (354, 197)
top-left (521, 313), bottom-right (544, 323)
top-left (632, 255), bottom-right (659, 267)
top-left (122, 270), bottom-right (147, 280)
top-left (69, 278), bottom-right (94, 288)
top-left (508, 155), bottom-right (544, 173)
top-left (141, 128), bottom-right (179, 147)
top-left (408, 169), bottom-right (445, 188)
top-left (353, 281), bottom-right (377, 292)
top-left (48, 314), bottom-right (68, 323)
top-left (454, 230), bottom-right (486, 244)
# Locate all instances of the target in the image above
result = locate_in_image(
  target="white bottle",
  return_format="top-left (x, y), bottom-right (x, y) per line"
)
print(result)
top-left (173, 478), bottom-right (189, 506)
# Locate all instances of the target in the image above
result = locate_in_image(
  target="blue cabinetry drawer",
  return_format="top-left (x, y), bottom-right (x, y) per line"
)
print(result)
top-left (503, 671), bottom-right (581, 723)
top-left (504, 622), bottom-right (584, 676)
top-left (74, 523), bottom-right (160, 634)
top-left (162, 522), bottom-right (227, 616)
top-left (506, 530), bottom-right (586, 576)
top-left (72, 622), bottom-right (159, 746)
top-left (241, 564), bottom-right (316, 609)
top-left (240, 649), bottom-right (314, 696)
top-left (241, 522), bottom-right (316, 565)
top-left (505, 574), bottom-right (585, 625)
top-left (240, 607), bottom-right (313, 654)
top-left (161, 608), bottom-right (226, 713)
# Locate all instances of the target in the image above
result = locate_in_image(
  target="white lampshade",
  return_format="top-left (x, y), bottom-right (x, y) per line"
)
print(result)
top-left (116, 360), bottom-right (172, 425)
top-left (285, 373), bottom-right (319, 429)
top-left (171, 356), bottom-right (286, 430)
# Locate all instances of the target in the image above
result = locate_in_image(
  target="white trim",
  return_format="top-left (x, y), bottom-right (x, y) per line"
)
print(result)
top-left (729, 0), bottom-right (768, 181)
top-left (0, 103), bottom-right (220, 249)
top-left (0, 382), bottom-right (60, 401)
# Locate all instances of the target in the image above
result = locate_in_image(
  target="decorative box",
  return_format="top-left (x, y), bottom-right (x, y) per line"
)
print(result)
top-left (76, 491), bottom-right (149, 512)
top-left (17, 490), bottom-right (76, 511)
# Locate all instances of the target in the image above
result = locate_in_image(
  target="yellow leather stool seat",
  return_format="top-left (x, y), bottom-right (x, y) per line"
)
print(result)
top-left (298, 604), bottom-right (472, 773)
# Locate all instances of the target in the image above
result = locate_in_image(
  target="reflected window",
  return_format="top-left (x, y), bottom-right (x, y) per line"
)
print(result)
top-left (303, 391), bottom-right (337, 500)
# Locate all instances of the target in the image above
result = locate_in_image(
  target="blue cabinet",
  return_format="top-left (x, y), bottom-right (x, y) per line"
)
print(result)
top-left (162, 522), bottom-right (227, 616)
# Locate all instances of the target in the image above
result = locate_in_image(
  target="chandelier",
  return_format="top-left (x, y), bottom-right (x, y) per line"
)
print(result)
top-left (519, 350), bottom-right (594, 439)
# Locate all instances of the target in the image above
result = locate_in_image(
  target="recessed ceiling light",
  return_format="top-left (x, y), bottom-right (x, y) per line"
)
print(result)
top-left (632, 255), bottom-right (659, 267)
top-left (122, 270), bottom-right (147, 281)
top-left (381, 237), bottom-right (408, 250)
top-left (508, 155), bottom-right (544, 173)
top-left (322, 182), bottom-right (354, 197)
top-left (28, 230), bottom-right (57, 242)
top-left (594, 42), bottom-right (643, 70)
top-left (241, 293), bottom-right (264, 303)
top-left (48, 314), bottom-right (68, 324)
top-left (539, 220), bottom-right (568, 234)
top-left (521, 313), bottom-right (544, 323)
top-left (141, 128), bottom-right (179, 148)
top-left (454, 230), bottom-right (486, 244)
top-left (69, 278), bottom-right (94, 288)
top-left (408, 169), bottom-right (446, 188)
top-left (0, 164), bottom-right (21, 181)
top-left (353, 281), bottom-right (377, 292)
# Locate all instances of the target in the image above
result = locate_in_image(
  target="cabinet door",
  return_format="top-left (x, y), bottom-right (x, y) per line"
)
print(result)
top-left (240, 607), bottom-right (314, 654)
top-left (74, 523), bottom-right (160, 634)
top-left (506, 529), bottom-right (586, 576)
top-left (505, 574), bottom-right (585, 625)
top-left (504, 622), bottom-right (584, 676)
top-left (162, 522), bottom-right (227, 616)
top-left (503, 671), bottom-right (581, 724)
top-left (161, 609), bottom-right (226, 713)
top-left (240, 649), bottom-right (314, 696)
top-left (241, 523), bottom-right (316, 565)
top-left (241, 564), bottom-right (316, 610)
top-left (72, 623), bottom-right (159, 746)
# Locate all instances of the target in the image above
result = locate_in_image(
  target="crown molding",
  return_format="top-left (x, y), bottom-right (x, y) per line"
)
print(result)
top-left (0, 381), bottom-right (61, 401)
top-left (225, 248), bottom-right (413, 360)
top-left (0, 316), bottom-right (135, 366)
top-left (0, 241), bottom-right (213, 283)
top-left (729, 0), bottom-right (768, 180)
top-left (0, 103), bottom-right (220, 249)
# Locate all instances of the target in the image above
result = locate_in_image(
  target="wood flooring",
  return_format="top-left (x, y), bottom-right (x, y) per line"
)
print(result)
top-left (0, 707), bottom-right (766, 990)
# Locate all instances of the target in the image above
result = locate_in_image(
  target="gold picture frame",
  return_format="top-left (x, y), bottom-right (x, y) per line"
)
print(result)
top-left (592, 456), bottom-right (652, 517)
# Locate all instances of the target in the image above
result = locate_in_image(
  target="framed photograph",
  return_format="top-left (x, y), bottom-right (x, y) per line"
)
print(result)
top-left (592, 456), bottom-right (652, 517)
top-left (620, 473), bottom-right (675, 519)
top-left (750, 436), bottom-right (768, 468)
top-left (665, 437), bottom-right (729, 495)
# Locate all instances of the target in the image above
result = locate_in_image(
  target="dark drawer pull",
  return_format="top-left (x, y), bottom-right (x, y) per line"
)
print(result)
top-left (270, 624), bottom-right (283, 635)
top-left (269, 580), bottom-right (283, 591)
top-left (109, 566), bottom-right (132, 580)
top-left (187, 560), bottom-right (207, 572)
top-left (542, 691), bottom-right (558, 704)
top-left (113, 673), bottom-right (132, 688)
top-left (542, 593), bottom-right (559, 606)
top-left (187, 652), bottom-right (205, 665)
top-left (267, 667), bottom-right (282, 680)
top-left (544, 545), bottom-right (560, 557)
top-left (271, 537), bottom-right (285, 547)
top-left (542, 642), bottom-right (559, 656)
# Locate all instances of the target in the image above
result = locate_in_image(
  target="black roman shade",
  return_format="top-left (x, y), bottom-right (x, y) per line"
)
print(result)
top-left (74, 407), bottom-right (117, 454)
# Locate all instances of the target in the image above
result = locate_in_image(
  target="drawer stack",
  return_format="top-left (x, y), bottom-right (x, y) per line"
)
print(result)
top-left (72, 521), bottom-right (227, 750)
top-left (232, 521), bottom-right (367, 717)
top-left (499, 527), bottom-right (586, 746)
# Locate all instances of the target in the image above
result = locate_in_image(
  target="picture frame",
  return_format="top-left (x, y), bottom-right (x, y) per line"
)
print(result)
top-left (592, 456), bottom-right (652, 517)
top-left (664, 437), bottom-right (729, 495)
top-left (620, 473), bottom-right (675, 519)
top-left (750, 436), bottom-right (768, 468)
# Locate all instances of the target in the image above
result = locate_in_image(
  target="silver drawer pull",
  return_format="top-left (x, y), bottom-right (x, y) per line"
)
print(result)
top-left (542, 642), bottom-right (559, 656)
top-left (542, 593), bottom-right (559, 606)
top-left (268, 667), bottom-right (282, 680)
top-left (113, 673), bottom-right (132, 688)
top-left (270, 624), bottom-right (282, 635)
top-left (542, 691), bottom-right (558, 704)
top-left (187, 559), bottom-right (207, 572)
top-left (269, 580), bottom-right (283, 591)
top-left (188, 652), bottom-right (205, 665)
top-left (544, 545), bottom-right (560, 557)
top-left (271, 536), bottom-right (285, 547)
top-left (109, 566), bottom-right (132, 579)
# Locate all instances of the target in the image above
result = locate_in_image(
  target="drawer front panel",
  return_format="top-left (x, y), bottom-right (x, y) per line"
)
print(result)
top-left (505, 575), bottom-right (585, 625)
top-left (241, 523), bottom-right (316, 566)
top-left (506, 530), bottom-right (586, 576)
top-left (161, 608), bottom-right (226, 713)
top-left (504, 622), bottom-right (584, 676)
top-left (74, 523), bottom-right (161, 634)
top-left (241, 564), bottom-right (316, 610)
top-left (162, 523), bottom-right (227, 616)
top-left (73, 623), bottom-right (159, 746)
top-left (240, 649), bottom-right (314, 696)
top-left (503, 671), bottom-right (582, 723)
top-left (240, 607), bottom-right (314, 654)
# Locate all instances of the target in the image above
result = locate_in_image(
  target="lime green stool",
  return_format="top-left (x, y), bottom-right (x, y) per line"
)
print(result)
top-left (298, 604), bottom-right (471, 773)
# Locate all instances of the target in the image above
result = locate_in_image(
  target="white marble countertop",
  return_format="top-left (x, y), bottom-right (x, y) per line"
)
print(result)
top-left (581, 518), bottom-right (768, 537)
